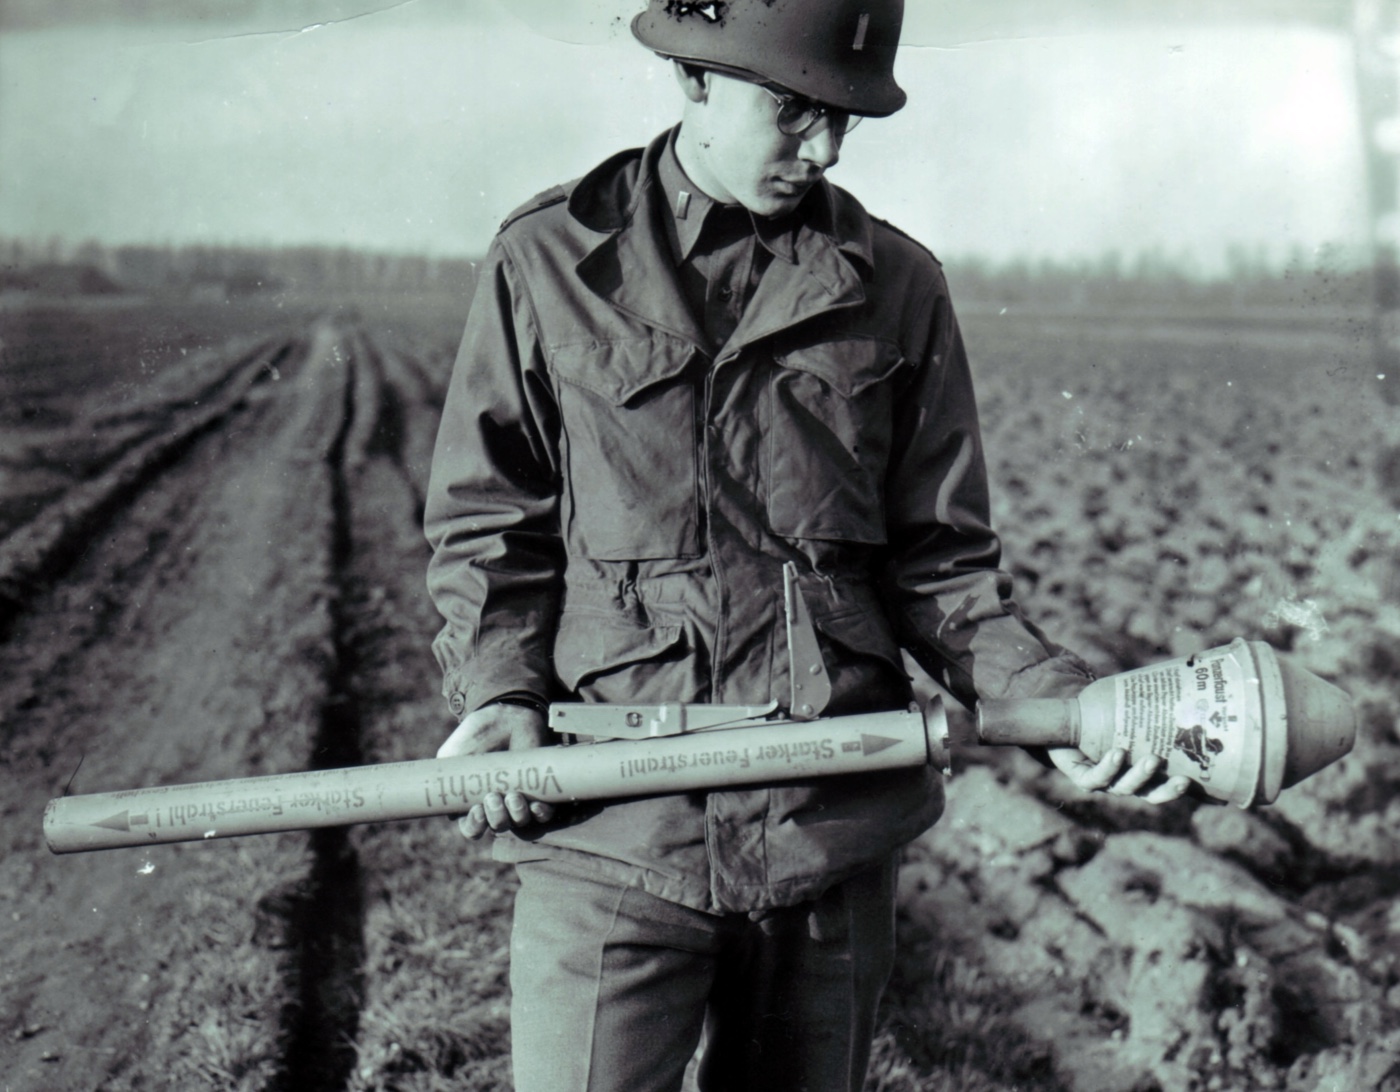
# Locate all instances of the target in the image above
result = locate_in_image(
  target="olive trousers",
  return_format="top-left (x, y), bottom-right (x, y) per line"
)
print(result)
top-left (507, 855), bottom-right (898, 1092)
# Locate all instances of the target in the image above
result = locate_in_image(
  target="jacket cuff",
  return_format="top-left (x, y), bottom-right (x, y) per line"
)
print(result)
top-left (443, 671), bottom-right (554, 721)
top-left (1000, 652), bottom-right (1097, 701)
top-left (491, 691), bottom-right (550, 715)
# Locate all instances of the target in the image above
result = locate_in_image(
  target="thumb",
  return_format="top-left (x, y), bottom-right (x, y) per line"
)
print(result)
top-left (437, 707), bottom-right (511, 758)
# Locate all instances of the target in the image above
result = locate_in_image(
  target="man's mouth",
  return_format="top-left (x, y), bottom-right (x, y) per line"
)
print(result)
top-left (772, 175), bottom-right (819, 195)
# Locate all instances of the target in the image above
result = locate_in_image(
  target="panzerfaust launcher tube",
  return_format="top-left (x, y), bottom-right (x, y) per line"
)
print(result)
top-left (44, 702), bottom-right (949, 854)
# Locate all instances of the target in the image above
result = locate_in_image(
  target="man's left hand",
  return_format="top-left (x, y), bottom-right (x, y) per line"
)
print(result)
top-left (1048, 746), bottom-right (1191, 805)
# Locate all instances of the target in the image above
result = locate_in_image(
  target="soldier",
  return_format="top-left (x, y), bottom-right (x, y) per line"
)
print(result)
top-left (425, 2), bottom-right (1189, 1089)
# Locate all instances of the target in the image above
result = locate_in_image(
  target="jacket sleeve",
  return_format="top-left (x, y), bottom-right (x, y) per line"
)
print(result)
top-left (878, 269), bottom-right (1095, 709)
top-left (424, 237), bottom-right (563, 720)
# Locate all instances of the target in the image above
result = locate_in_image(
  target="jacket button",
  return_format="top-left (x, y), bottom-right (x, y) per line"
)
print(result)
top-left (449, 692), bottom-right (467, 717)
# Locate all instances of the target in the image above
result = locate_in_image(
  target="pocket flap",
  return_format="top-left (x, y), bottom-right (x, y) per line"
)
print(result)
top-left (775, 337), bottom-right (905, 398)
top-left (554, 610), bottom-right (684, 691)
top-left (552, 336), bottom-right (695, 406)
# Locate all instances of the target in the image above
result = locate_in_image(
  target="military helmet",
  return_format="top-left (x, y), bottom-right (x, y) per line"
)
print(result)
top-left (631, 0), bottom-right (906, 118)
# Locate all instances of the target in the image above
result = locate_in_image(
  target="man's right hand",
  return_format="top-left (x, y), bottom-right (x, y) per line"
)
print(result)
top-left (436, 702), bottom-right (556, 839)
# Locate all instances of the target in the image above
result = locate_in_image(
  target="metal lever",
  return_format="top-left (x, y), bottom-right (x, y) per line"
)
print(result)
top-left (549, 700), bottom-right (779, 741)
top-left (784, 561), bottom-right (831, 720)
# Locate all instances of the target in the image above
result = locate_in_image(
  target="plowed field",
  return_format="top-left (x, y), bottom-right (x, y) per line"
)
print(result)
top-left (2, 293), bottom-right (1397, 1092)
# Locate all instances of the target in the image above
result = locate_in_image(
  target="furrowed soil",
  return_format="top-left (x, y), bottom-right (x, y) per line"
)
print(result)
top-left (1, 292), bottom-right (1397, 1092)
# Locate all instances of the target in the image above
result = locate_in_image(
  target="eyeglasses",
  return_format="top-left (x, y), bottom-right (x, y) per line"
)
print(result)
top-left (757, 84), bottom-right (862, 138)
top-left (686, 63), bottom-right (862, 138)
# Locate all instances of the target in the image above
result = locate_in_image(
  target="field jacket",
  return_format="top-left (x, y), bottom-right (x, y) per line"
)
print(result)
top-left (425, 128), bottom-right (1093, 913)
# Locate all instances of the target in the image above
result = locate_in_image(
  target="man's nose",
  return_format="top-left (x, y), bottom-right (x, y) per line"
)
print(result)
top-left (799, 124), bottom-right (841, 170)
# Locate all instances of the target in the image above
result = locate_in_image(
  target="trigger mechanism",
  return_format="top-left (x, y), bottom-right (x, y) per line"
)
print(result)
top-left (547, 561), bottom-right (832, 740)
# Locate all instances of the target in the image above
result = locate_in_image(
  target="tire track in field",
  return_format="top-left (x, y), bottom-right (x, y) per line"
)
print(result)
top-left (293, 322), bottom-right (525, 1091)
top-left (0, 320), bottom-right (354, 1090)
top-left (275, 322), bottom-right (451, 1091)
top-left (0, 335), bottom-right (297, 631)
top-left (334, 329), bottom-right (522, 1092)
top-left (274, 325), bottom-right (375, 1092)
top-left (0, 314), bottom-right (483, 1091)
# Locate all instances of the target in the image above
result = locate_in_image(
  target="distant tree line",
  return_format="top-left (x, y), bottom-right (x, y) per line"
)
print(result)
top-left (0, 237), bottom-right (1371, 312)
top-left (946, 244), bottom-right (1371, 313)
top-left (0, 238), bottom-right (481, 299)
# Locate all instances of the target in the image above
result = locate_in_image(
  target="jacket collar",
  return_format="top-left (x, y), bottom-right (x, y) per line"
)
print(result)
top-left (654, 129), bottom-right (716, 264)
top-left (569, 128), bottom-right (874, 354)
top-left (655, 129), bottom-right (811, 267)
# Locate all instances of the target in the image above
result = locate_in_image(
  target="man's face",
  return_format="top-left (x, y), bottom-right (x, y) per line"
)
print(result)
top-left (680, 71), bottom-right (846, 217)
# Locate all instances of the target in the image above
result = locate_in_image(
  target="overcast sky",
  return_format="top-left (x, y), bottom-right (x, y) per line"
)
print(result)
top-left (0, 0), bottom-right (1368, 273)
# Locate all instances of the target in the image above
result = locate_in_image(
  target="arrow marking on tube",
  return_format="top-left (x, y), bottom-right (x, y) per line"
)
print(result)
top-left (94, 811), bottom-right (148, 832)
top-left (861, 735), bottom-right (900, 756)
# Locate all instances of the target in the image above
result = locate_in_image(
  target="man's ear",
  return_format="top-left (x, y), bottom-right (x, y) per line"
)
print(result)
top-left (672, 60), bottom-right (709, 104)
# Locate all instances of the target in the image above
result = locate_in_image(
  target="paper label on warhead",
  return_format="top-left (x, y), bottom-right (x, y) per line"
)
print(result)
top-left (1113, 646), bottom-right (1251, 791)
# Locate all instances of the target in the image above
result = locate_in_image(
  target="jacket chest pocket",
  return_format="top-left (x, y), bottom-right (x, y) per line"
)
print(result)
top-left (552, 337), bottom-right (701, 560)
top-left (766, 337), bottom-right (906, 544)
